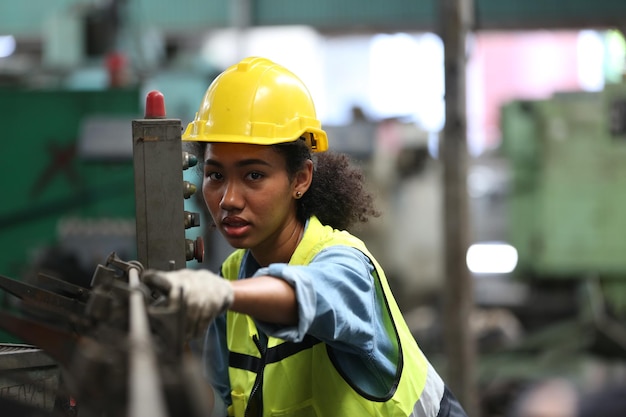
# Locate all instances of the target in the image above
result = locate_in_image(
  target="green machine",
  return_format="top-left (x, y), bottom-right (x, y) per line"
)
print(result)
top-left (0, 88), bottom-right (141, 341)
top-left (474, 85), bottom-right (626, 417)
top-left (502, 84), bottom-right (626, 281)
top-left (492, 83), bottom-right (626, 386)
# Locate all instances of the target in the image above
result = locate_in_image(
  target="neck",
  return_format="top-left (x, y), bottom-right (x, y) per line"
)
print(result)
top-left (251, 220), bottom-right (305, 267)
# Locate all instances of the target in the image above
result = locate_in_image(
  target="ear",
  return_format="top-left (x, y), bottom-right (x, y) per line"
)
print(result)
top-left (292, 159), bottom-right (313, 198)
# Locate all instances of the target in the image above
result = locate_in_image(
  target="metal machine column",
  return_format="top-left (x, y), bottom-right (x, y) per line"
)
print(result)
top-left (132, 91), bottom-right (203, 270)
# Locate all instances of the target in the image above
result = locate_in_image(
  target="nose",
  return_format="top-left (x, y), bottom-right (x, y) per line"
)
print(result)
top-left (219, 180), bottom-right (244, 211)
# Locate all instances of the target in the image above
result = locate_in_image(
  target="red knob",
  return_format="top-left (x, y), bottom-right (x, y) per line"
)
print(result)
top-left (194, 236), bottom-right (205, 263)
top-left (145, 90), bottom-right (166, 119)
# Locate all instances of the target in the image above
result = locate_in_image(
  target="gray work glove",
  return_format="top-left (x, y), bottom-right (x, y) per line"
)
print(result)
top-left (142, 268), bottom-right (234, 339)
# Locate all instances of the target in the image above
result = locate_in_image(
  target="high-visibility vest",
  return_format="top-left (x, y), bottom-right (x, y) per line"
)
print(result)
top-left (221, 216), bottom-right (444, 417)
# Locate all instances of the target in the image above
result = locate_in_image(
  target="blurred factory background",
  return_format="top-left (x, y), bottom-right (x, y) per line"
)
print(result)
top-left (2, 1), bottom-right (626, 416)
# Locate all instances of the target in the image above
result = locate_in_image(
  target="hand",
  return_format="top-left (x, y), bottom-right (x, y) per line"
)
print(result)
top-left (142, 268), bottom-right (234, 339)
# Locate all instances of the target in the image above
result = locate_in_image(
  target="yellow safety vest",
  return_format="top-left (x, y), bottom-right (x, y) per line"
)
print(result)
top-left (221, 216), bottom-right (443, 417)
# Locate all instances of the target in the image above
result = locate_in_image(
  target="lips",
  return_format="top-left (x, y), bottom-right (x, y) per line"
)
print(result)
top-left (221, 216), bottom-right (251, 238)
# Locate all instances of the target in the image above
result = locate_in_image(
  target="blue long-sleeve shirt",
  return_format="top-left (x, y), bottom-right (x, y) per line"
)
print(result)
top-left (202, 242), bottom-right (400, 413)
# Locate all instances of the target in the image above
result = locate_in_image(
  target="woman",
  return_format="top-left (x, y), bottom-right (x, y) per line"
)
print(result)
top-left (145, 56), bottom-right (467, 417)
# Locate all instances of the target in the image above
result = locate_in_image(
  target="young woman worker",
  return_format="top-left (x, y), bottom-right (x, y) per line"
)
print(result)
top-left (144, 56), bottom-right (467, 417)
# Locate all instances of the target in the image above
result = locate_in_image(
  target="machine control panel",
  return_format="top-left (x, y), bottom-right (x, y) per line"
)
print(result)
top-left (131, 91), bottom-right (204, 270)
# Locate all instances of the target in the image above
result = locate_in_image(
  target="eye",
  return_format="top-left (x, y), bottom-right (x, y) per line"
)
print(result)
top-left (247, 171), bottom-right (264, 181)
top-left (205, 171), bottom-right (223, 181)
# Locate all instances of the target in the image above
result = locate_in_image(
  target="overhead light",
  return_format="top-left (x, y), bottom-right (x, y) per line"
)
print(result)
top-left (466, 242), bottom-right (518, 274)
top-left (0, 35), bottom-right (16, 58)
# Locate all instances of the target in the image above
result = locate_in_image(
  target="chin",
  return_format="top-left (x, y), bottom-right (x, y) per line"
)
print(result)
top-left (224, 237), bottom-right (251, 250)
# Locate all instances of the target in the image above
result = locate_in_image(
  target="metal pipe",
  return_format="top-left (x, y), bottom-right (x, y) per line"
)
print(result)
top-left (127, 266), bottom-right (168, 417)
top-left (438, 0), bottom-right (478, 415)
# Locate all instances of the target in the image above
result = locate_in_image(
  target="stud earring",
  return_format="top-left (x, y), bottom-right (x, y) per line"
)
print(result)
top-left (295, 191), bottom-right (303, 199)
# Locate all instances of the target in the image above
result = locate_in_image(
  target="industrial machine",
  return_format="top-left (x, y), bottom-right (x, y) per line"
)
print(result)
top-left (0, 90), bottom-right (206, 416)
top-left (0, 87), bottom-right (145, 344)
top-left (477, 84), bottom-right (626, 414)
top-left (0, 252), bottom-right (211, 417)
top-left (502, 83), bottom-right (626, 283)
top-left (501, 83), bottom-right (626, 328)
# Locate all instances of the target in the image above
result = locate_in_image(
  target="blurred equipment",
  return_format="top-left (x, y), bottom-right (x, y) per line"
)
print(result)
top-left (0, 253), bottom-right (212, 417)
top-left (502, 83), bottom-right (626, 328)
top-left (502, 84), bottom-right (626, 281)
top-left (0, 88), bottom-right (141, 309)
top-left (507, 378), bottom-right (578, 417)
top-left (0, 90), bottom-right (206, 415)
top-left (481, 83), bottom-right (626, 404)
top-left (0, 343), bottom-right (59, 414)
top-left (43, 0), bottom-right (124, 70)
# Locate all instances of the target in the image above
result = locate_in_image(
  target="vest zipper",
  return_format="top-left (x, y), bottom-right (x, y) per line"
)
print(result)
top-left (244, 334), bottom-right (267, 417)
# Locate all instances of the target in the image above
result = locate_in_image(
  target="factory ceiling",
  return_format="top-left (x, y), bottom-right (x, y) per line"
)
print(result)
top-left (2, 0), bottom-right (626, 39)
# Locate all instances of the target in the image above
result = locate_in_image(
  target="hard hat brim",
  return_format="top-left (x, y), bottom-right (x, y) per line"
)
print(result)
top-left (182, 128), bottom-right (328, 153)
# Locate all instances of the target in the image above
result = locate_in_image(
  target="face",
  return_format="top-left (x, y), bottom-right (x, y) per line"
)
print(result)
top-left (202, 142), bottom-right (311, 264)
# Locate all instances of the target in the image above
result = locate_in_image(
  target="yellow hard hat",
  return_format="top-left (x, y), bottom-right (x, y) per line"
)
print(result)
top-left (183, 56), bottom-right (328, 152)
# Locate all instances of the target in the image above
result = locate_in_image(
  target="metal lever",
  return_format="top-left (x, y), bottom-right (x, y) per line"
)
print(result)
top-left (36, 272), bottom-right (91, 303)
top-left (0, 274), bottom-right (86, 315)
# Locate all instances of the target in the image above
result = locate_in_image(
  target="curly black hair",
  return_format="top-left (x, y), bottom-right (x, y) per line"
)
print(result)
top-left (185, 139), bottom-right (379, 232)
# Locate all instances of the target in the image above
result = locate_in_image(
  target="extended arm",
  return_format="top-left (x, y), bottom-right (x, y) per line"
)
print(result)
top-left (142, 269), bottom-right (297, 338)
top-left (230, 275), bottom-right (297, 325)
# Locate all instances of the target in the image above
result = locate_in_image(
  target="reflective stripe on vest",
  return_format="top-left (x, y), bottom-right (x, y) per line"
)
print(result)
top-left (229, 334), bottom-right (321, 372)
top-left (409, 363), bottom-right (445, 417)
top-left (222, 216), bottom-right (444, 417)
